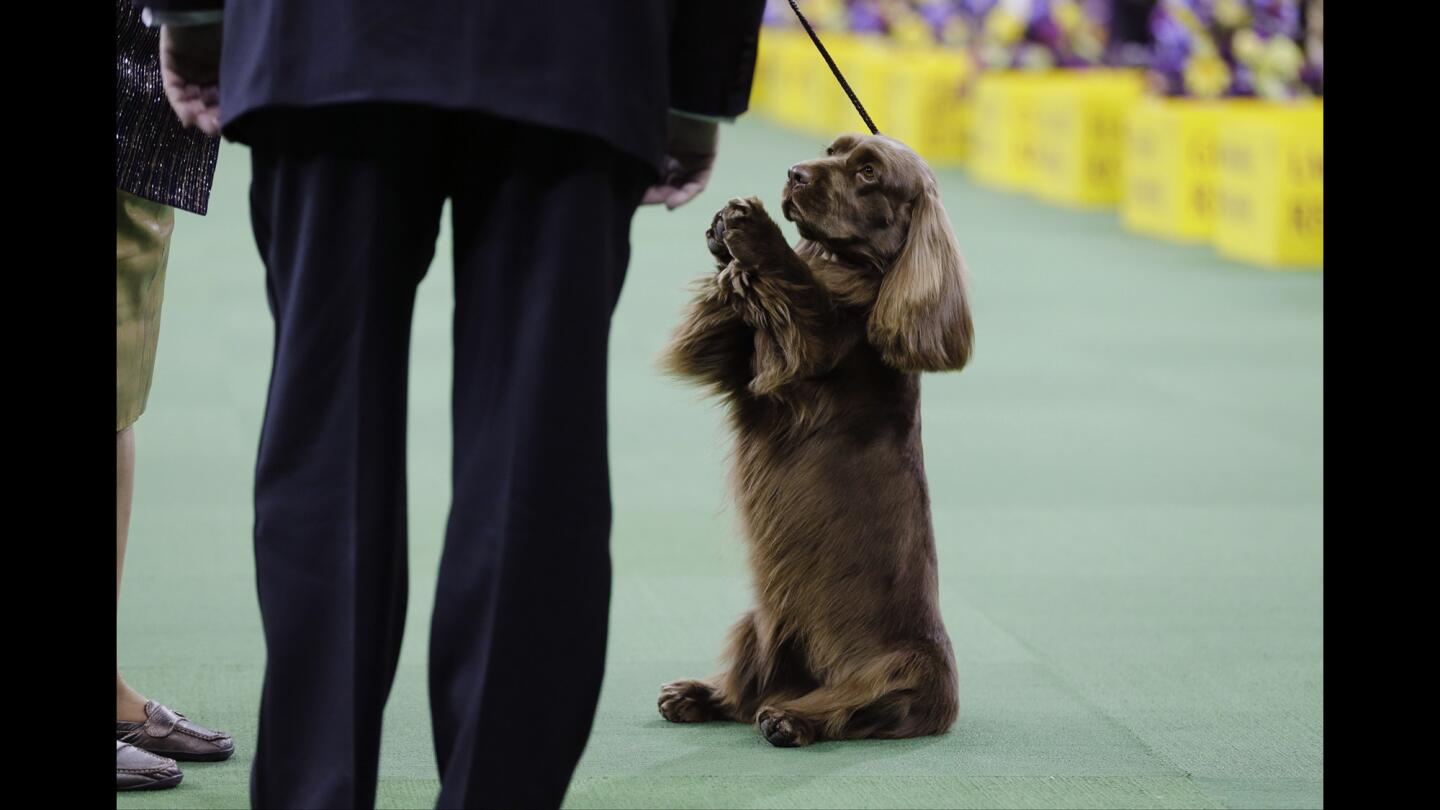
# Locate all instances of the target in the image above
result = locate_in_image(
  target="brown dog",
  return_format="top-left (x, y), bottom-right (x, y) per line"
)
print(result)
top-left (658, 133), bottom-right (973, 747)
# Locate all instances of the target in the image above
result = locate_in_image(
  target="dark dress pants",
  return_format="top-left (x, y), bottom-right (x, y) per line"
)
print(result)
top-left (246, 106), bottom-right (648, 810)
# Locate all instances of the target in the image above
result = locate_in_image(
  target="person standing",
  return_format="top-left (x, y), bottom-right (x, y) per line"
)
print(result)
top-left (116, 0), bottom-right (234, 792)
top-left (139, 1), bottom-right (767, 807)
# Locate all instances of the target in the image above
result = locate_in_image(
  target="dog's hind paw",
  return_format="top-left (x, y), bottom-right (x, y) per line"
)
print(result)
top-left (659, 680), bottom-right (719, 723)
top-left (756, 707), bottom-right (816, 747)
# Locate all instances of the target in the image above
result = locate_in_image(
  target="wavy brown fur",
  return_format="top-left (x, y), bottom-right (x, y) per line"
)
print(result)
top-left (659, 134), bottom-right (972, 747)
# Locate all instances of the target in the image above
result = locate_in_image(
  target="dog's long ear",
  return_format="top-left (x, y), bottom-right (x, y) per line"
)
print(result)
top-left (867, 181), bottom-right (973, 372)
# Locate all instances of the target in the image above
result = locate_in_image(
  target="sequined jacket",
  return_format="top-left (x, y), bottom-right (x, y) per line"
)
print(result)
top-left (115, 0), bottom-right (220, 215)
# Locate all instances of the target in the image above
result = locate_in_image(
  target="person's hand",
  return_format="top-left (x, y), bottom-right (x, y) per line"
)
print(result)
top-left (643, 113), bottom-right (719, 210)
top-left (159, 23), bottom-right (224, 137)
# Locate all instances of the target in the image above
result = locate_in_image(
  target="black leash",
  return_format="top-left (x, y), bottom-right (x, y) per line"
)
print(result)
top-left (785, 0), bottom-right (881, 135)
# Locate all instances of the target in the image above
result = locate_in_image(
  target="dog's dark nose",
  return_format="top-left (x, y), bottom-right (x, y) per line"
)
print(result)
top-left (788, 165), bottom-right (812, 186)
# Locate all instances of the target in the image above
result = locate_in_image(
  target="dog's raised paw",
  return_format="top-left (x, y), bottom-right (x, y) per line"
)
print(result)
top-left (722, 196), bottom-right (761, 224)
top-left (706, 208), bottom-right (732, 264)
top-left (719, 197), bottom-right (787, 266)
top-left (756, 707), bottom-right (815, 747)
top-left (658, 680), bottom-right (717, 723)
top-left (721, 197), bottom-right (775, 238)
top-left (716, 261), bottom-right (753, 298)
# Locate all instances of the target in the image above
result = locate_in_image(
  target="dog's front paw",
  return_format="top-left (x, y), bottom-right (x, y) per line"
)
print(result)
top-left (659, 680), bottom-right (719, 723)
top-left (706, 208), bottom-right (733, 267)
top-left (715, 260), bottom-right (754, 300)
top-left (755, 707), bottom-right (816, 747)
top-left (720, 197), bottom-right (787, 266)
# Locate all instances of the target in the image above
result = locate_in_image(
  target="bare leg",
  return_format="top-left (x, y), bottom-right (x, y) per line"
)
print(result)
top-left (116, 426), bottom-right (149, 723)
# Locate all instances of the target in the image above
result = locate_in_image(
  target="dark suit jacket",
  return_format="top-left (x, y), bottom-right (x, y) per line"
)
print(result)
top-left (138, 0), bottom-right (767, 173)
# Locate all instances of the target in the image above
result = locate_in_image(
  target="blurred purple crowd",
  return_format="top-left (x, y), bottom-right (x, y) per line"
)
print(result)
top-left (766, 0), bottom-right (1323, 99)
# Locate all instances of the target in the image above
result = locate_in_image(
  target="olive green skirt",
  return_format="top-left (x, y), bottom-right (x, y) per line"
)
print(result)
top-left (116, 188), bottom-right (174, 432)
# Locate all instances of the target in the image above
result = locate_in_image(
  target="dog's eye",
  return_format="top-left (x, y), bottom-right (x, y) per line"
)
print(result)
top-left (859, 165), bottom-right (877, 181)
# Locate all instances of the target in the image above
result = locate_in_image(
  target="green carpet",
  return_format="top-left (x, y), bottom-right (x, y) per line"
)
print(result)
top-left (116, 118), bottom-right (1323, 810)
